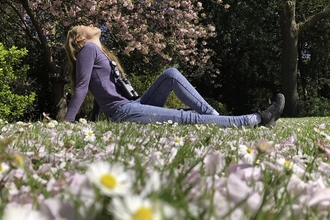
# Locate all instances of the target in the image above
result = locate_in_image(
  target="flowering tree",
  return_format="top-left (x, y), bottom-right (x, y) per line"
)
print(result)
top-left (0, 0), bottom-right (224, 120)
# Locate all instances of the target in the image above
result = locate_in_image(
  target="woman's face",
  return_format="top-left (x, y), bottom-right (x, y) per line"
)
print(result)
top-left (77, 24), bottom-right (101, 41)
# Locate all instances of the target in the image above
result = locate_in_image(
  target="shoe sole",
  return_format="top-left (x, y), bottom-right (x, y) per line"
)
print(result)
top-left (274, 94), bottom-right (285, 121)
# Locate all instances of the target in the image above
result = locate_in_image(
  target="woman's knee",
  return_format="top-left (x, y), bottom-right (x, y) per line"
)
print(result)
top-left (162, 68), bottom-right (182, 78)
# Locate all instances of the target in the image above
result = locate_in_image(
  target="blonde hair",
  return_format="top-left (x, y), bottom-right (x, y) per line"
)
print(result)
top-left (64, 26), bottom-right (126, 91)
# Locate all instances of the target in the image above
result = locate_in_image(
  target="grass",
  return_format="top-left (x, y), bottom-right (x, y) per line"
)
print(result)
top-left (1, 117), bottom-right (330, 219)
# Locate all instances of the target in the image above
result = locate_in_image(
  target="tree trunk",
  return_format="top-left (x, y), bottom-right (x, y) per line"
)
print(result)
top-left (279, 1), bottom-right (330, 117)
top-left (20, 0), bottom-right (68, 120)
top-left (280, 1), bottom-right (299, 117)
top-left (51, 62), bottom-right (68, 121)
top-left (52, 81), bottom-right (67, 120)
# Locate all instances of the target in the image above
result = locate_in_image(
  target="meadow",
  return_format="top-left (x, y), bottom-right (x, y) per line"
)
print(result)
top-left (1, 115), bottom-right (330, 220)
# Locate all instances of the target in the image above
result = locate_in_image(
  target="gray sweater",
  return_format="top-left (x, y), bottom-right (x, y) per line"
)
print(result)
top-left (64, 42), bottom-right (130, 121)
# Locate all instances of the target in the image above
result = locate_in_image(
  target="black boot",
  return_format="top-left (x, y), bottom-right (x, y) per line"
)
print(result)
top-left (258, 93), bottom-right (285, 127)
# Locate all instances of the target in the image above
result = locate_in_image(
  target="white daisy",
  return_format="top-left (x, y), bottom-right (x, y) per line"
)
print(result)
top-left (79, 118), bottom-right (88, 124)
top-left (82, 127), bottom-right (96, 142)
top-left (85, 161), bottom-right (132, 196)
top-left (50, 120), bottom-right (58, 125)
top-left (276, 158), bottom-right (305, 175)
top-left (2, 203), bottom-right (48, 220)
top-left (16, 121), bottom-right (24, 125)
top-left (12, 154), bottom-right (25, 168)
top-left (314, 127), bottom-right (321, 133)
top-left (47, 122), bottom-right (56, 128)
top-left (277, 158), bottom-right (293, 169)
top-left (195, 124), bottom-right (207, 130)
top-left (238, 144), bottom-right (256, 164)
top-left (256, 139), bottom-right (273, 154)
top-left (172, 136), bottom-right (184, 147)
top-left (0, 162), bottom-right (10, 179)
top-left (108, 194), bottom-right (176, 220)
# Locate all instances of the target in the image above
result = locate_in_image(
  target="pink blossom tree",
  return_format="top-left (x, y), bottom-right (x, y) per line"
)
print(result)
top-left (0, 0), bottom-right (225, 120)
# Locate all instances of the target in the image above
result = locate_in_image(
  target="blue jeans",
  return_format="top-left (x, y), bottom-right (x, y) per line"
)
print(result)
top-left (111, 68), bottom-right (260, 127)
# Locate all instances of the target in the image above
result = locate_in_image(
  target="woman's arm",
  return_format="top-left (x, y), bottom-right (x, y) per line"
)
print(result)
top-left (64, 43), bottom-right (96, 121)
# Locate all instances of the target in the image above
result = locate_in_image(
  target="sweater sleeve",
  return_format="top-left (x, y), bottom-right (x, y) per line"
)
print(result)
top-left (64, 43), bottom-right (96, 121)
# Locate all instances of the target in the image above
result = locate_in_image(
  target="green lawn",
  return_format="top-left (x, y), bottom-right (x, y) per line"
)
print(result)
top-left (1, 117), bottom-right (330, 219)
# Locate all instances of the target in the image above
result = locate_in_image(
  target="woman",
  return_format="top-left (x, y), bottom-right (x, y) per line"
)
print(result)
top-left (64, 24), bottom-right (285, 127)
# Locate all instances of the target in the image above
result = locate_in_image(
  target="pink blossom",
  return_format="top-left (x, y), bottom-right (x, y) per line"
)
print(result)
top-left (184, 163), bottom-right (202, 185)
top-left (203, 151), bottom-right (225, 176)
top-left (53, 0), bottom-right (62, 7)
top-left (28, 1), bottom-right (38, 9)
top-left (308, 188), bottom-right (330, 208)
top-left (227, 174), bottom-right (262, 214)
top-left (287, 174), bottom-right (307, 196)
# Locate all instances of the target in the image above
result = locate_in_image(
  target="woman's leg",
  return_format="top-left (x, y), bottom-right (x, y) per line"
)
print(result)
top-left (111, 101), bottom-right (260, 127)
top-left (111, 94), bottom-right (285, 128)
top-left (139, 68), bottom-right (219, 115)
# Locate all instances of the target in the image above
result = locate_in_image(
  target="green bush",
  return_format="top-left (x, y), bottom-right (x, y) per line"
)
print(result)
top-left (297, 97), bottom-right (330, 117)
top-left (0, 43), bottom-right (35, 121)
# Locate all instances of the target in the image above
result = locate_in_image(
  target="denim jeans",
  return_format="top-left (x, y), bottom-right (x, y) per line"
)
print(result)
top-left (111, 68), bottom-right (261, 127)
